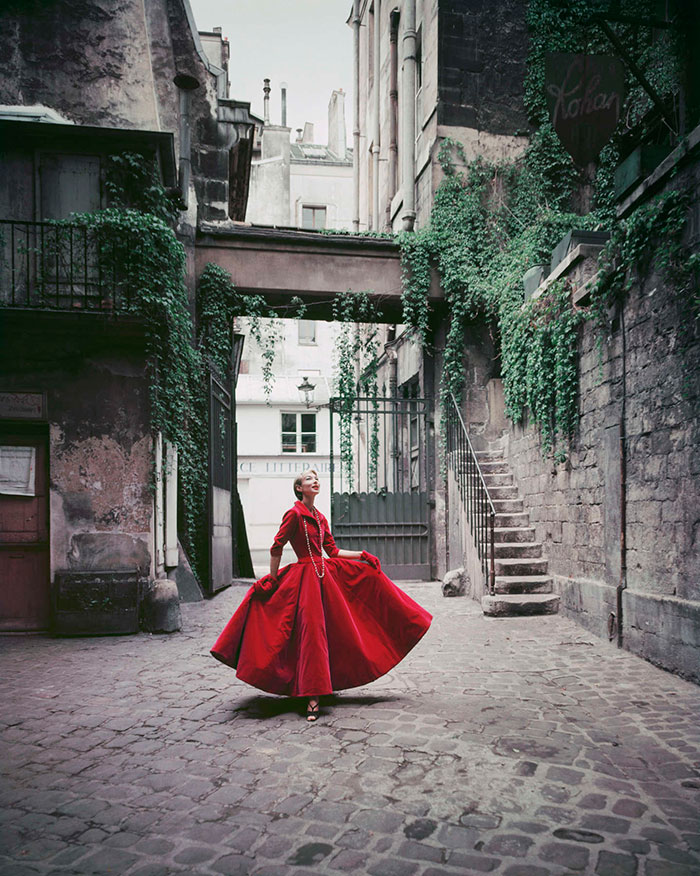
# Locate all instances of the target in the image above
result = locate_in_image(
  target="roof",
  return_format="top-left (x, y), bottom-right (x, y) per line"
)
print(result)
top-left (290, 142), bottom-right (353, 166)
top-left (0, 119), bottom-right (177, 187)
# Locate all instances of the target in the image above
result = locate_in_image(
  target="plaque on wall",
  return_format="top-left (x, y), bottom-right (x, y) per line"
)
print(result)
top-left (0, 391), bottom-right (47, 420)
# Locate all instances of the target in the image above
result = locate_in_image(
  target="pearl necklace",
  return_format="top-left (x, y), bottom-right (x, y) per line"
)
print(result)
top-left (302, 505), bottom-right (325, 579)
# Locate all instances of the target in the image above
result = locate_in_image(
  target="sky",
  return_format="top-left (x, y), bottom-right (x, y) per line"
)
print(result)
top-left (189, 0), bottom-right (354, 145)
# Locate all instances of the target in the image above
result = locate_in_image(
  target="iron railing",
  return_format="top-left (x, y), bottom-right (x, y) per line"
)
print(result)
top-left (446, 392), bottom-right (496, 594)
top-left (0, 220), bottom-right (136, 312)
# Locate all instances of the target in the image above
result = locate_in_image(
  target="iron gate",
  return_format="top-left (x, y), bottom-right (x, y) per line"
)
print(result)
top-left (329, 396), bottom-right (431, 579)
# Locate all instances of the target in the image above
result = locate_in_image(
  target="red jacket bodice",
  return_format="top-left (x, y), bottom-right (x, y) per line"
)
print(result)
top-left (270, 501), bottom-right (340, 560)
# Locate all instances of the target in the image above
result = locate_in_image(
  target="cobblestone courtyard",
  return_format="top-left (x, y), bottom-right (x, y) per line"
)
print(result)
top-left (1, 583), bottom-right (699, 876)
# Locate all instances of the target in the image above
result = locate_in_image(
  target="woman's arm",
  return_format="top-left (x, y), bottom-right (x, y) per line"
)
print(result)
top-left (335, 549), bottom-right (363, 559)
top-left (269, 553), bottom-right (281, 579)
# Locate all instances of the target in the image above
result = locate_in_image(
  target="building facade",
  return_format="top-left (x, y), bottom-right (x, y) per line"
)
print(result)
top-left (0, 0), bottom-right (256, 631)
top-left (246, 87), bottom-right (353, 230)
top-left (350, 0), bottom-right (529, 232)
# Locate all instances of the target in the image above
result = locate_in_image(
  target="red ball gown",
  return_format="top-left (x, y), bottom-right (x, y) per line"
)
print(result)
top-left (211, 500), bottom-right (433, 697)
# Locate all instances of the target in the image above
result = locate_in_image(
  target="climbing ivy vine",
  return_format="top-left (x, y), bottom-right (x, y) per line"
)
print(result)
top-left (397, 0), bottom-right (687, 459)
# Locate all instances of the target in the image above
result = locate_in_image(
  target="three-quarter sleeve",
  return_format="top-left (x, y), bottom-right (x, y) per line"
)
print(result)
top-left (270, 508), bottom-right (298, 556)
top-left (322, 518), bottom-right (340, 558)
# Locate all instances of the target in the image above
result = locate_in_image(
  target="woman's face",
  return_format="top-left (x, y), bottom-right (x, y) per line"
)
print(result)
top-left (299, 470), bottom-right (321, 500)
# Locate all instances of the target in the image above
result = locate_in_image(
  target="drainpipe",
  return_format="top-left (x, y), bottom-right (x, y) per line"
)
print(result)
top-left (164, 442), bottom-right (178, 570)
top-left (387, 8), bottom-right (400, 230)
top-left (372, 0), bottom-right (381, 231)
top-left (174, 73), bottom-right (200, 209)
top-left (352, 0), bottom-right (361, 231)
top-left (401, 0), bottom-right (417, 231)
top-left (154, 431), bottom-right (165, 578)
top-left (616, 304), bottom-right (628, 647)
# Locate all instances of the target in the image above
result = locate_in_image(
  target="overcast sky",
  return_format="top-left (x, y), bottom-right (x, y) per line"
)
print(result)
top-left (189, 0), bottom-right (353, 144)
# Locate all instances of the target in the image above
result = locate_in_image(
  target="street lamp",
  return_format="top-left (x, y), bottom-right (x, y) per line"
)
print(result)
top-left (297, 376), bottom-right (316, 408)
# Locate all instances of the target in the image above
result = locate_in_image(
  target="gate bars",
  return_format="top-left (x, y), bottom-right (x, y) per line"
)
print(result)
top-left (446, 393), bottom-right (496, 594)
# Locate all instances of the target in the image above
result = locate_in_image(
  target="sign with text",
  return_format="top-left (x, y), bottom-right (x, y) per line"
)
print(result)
top-left (0, 391), bottom-right (46, 420)
top-left (238, 460), bottom-right (334, 476)
top-left (546, 53), bottom-right (625, 166)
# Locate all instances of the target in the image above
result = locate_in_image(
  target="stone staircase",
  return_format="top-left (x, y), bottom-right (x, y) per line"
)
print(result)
top-left (475, 445), bottom-right (559, 617)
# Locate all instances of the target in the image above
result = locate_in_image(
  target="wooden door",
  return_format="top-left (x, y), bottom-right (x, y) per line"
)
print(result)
top-left (0, 433), bottom-right (50, 630)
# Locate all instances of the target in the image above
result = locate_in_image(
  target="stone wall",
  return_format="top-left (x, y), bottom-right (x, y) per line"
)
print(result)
top-left (437, 0), bottom-right (529, 134)
top-left (1, 316), bottom-right (154, 584)
top-left (499, 155), bottom-right (700, 682)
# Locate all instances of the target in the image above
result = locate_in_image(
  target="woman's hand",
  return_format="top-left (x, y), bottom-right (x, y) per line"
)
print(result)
top-left (254, 573), bottom-right (279, 599)
top-left (361, 550), bottom-right (381, 572)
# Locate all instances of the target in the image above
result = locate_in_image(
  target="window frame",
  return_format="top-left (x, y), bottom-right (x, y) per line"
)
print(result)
top-left (301, 204), bottom-right (327, 230)
top-left (280, 410), bottom-right (318, 454)
top-left (297, 319), bottom-right (317, 346)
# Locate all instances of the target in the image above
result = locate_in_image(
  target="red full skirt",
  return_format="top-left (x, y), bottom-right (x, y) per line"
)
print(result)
top-left (211, 557), bottom-right (433, 697)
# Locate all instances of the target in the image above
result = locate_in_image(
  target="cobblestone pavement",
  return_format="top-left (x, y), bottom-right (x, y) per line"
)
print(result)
top-left (2, 583), bottom-right (700, 876)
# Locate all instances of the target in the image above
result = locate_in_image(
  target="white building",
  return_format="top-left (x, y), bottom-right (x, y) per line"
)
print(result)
top-left (246, 87), bottom-right (353, 229)
top-left (236, 318), bottom-right (343, 574)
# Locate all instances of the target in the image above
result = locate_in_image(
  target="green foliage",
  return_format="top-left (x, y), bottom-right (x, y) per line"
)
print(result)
top-left (331, 290), bottom-right (381, 487)
top-left (105, 152), bottom-right (180, 224)
top-left (397, 0), bottom-right (687, 459)
top-left (590, 187), bottom-right (700, 325)
top-left (61, 207), bottom-right (209, 578)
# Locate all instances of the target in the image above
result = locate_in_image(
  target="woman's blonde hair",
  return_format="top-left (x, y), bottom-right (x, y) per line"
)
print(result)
top-left (293, 469), bottom-right (319, 499)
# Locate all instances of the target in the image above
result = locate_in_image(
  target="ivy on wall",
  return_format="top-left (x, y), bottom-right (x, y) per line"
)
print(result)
top-left (397, 0), bottom-right (687, 459)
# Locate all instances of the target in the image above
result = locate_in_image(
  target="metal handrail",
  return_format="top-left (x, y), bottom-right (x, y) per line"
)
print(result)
top-left (446, 392), bottom-right (496, 594)
top-left (0, 219), bottom-right (132, 313)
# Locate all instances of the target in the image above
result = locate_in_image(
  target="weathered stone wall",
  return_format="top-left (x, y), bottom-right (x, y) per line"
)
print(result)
top-left (437, 0), bottom-right (529, 134)
top-left (499, 158), bottom-right (700, 682)
top-left (1, 318), bottom-right (153, 582)
top-left (0, 0), bottom-right (241, 225)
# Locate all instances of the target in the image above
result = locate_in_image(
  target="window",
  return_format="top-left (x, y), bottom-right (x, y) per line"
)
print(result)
top-left (281, 412), bottom-right (317, 453)
top-left (298, 320), bottom-right (317, 345)
top-left (302, 205), bottom-right (327, 229)
top-left (39, 154), bottom-right (101, 219)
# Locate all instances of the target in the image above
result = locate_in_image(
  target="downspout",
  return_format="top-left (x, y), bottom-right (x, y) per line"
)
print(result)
top-left (154, 431), bottom-right (165, 578)
top-left (352, 0), bottom-right (361, 231)
top-left (164, 442), bottom-right (179, 571)
top-left (372, 0), bottom-right (381, 231)
top-left (616, 304), bottom-right (628, 647)
top-left (174, 73), bottom-right (200, 209)
top-left (401, 0), bottom-right (417, 231)
top-left (387, 8), bottom-right (400, 230)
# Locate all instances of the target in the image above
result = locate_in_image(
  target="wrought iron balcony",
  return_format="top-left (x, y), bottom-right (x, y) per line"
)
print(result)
top-left (0, 219), bottom-right (136, 313)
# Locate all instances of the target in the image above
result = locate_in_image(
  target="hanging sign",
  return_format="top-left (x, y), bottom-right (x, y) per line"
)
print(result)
top-left (545, 53), bottom-right (626, 166)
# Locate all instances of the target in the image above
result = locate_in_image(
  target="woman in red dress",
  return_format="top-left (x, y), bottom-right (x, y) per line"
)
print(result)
top-left (211, 469), bottom-right (432, 722)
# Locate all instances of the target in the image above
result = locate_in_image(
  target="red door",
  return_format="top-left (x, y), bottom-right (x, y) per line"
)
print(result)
top-left (0, 433), bottom-right (50, 630)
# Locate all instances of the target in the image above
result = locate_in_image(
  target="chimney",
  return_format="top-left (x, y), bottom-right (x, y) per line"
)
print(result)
top-left (302, 122), bottom-right (314, 144)
top-left (296, 128), bottom-right (303, 142)
top-left (263, 78), bottom-right (270, 125)
top-left (328, 89), bottom-right (347, 157)
top-left (281, 81), bottom-right (288, 127)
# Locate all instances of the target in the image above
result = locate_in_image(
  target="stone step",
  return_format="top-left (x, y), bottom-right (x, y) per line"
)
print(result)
top-left (494, 557), bottom-right (548, 576)
top-left (482, 472), bottom-right (513, 487)
top-left (495, 512), bottom-right (530, 528)
top-left (474, 450), bottom-right (505, 461)
top-left (494, 525), bottom-right (535, 543)
top-left (494, 575), bottom-right (553, 594)
top-left (494, 541), bottom-right (543, 559)
top-left (482, 593), bottom-right (560, 617)
top-left (489, 485), bottom-right (519, 500)
top-left (479, 460), bottom-right (509, 474)
top-left (492, 499), bottom-right (524, 513)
